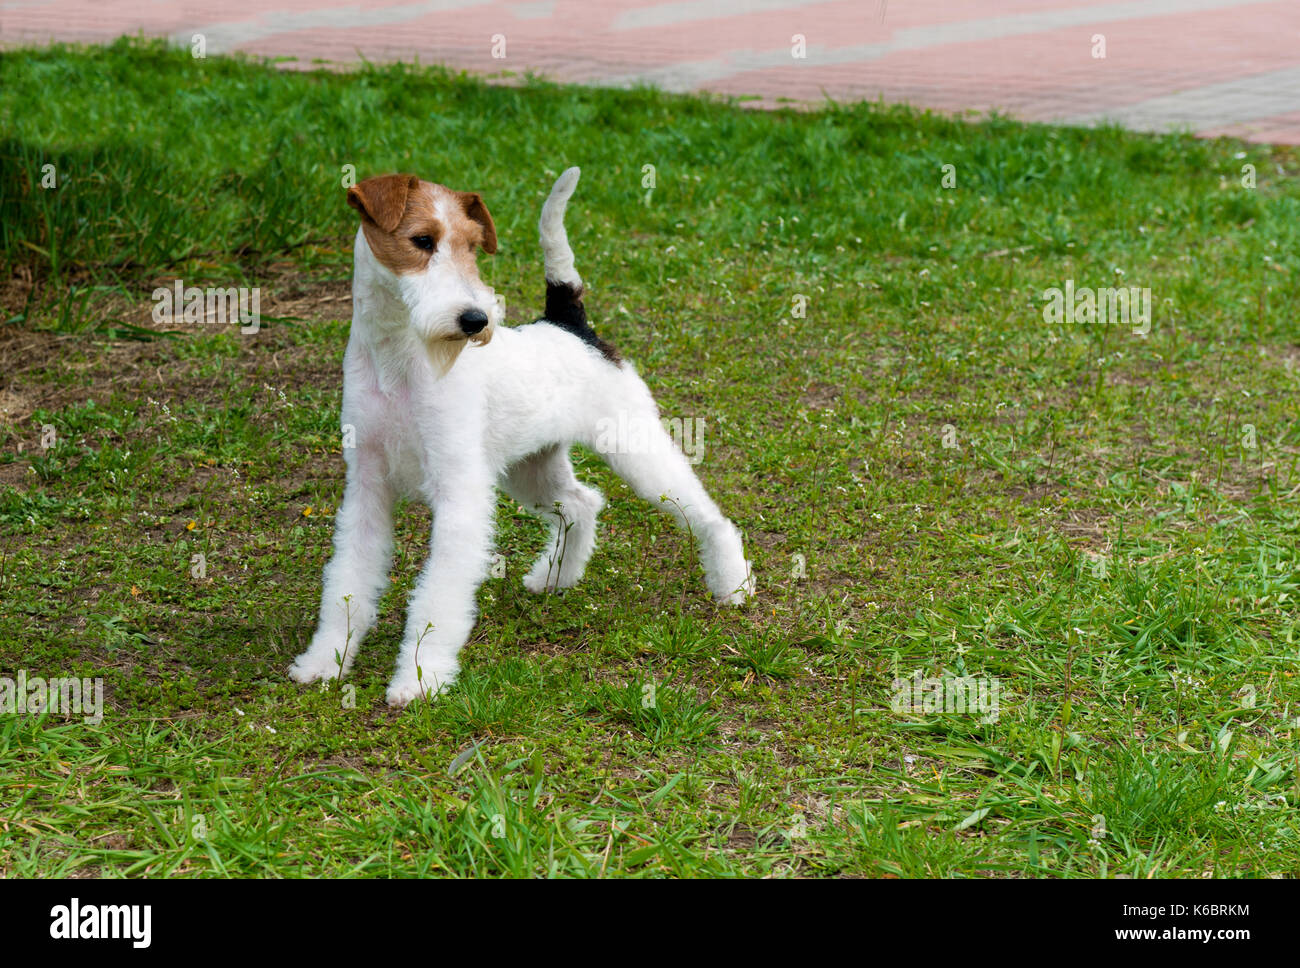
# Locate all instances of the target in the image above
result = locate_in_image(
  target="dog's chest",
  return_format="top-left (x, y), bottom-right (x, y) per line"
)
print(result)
top-left (341, 346), bottom-right (431, 496)
top-left (382, 394), bottom-right (430, 493)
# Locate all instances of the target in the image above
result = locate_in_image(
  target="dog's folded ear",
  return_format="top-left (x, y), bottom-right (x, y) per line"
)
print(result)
top-left (458, 191), bottom-right (498, 254)
top-left (347, 174), bottom-right (419, 233)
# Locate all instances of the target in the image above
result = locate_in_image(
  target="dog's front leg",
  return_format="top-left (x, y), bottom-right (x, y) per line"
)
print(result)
top-left (289, 445), bottom-right (395, 685)
top-left (386, 480), bottom-right (495, 707)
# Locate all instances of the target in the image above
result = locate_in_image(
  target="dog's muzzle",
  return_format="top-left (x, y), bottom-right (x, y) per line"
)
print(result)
top-left (458, 309), bottom-right (489, 336)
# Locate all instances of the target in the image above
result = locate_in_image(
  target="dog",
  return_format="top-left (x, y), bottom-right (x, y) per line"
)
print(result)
top-left (288, 167), bottom-right (755, 706)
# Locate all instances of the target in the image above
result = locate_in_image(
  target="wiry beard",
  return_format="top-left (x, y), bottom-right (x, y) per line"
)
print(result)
top-left (424, 325), bottom-right (492, 377)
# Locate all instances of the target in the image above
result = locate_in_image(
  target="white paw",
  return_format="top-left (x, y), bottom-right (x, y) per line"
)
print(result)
top-left (523, 561), bottom-right (575, 594)
top-left (288, 650), bottom-right (347, 685)
top-left (712, 561), bottom-right (756, 606)
top-left (386, 666), bottom-right (458, 707)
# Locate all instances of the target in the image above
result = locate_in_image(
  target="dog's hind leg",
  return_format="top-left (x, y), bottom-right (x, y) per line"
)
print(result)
top-left (596, 418), bottom-right (754, 605)
top-left (502, 444), bottom-right (605, 593)
top-left (290, 446), bottom-right (395, 684)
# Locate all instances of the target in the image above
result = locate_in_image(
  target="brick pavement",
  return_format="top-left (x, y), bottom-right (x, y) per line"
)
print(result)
top-left (2, 0), bottom-right (1297, 143)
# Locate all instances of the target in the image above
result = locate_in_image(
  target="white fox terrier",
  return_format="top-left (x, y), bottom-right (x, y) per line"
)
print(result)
top-left (289, 167), bottom-right (755, 706)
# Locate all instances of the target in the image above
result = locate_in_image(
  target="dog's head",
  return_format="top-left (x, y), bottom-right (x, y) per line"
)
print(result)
top-left (347, 174), bottom-right (501, 369)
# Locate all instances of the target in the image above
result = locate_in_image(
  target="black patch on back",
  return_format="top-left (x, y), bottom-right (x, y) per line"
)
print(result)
top-left (537, 281), bottom-right (621, 365)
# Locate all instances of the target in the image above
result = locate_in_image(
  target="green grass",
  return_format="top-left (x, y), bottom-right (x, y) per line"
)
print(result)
top-left (2, 37), bottom-right (1300, 877)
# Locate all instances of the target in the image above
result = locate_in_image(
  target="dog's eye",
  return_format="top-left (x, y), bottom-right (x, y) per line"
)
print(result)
top-left (411, 235), bottom-right (435, 251)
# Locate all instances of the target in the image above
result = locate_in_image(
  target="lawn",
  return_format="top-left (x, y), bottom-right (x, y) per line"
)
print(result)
top-left (1, 37), bottom-right (1299, 878)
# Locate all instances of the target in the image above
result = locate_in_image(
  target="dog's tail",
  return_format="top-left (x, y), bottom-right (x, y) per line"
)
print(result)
top-left (540, 166), bottom-right (582, 289)
top-left (537, 168), bottom-right (621, 364)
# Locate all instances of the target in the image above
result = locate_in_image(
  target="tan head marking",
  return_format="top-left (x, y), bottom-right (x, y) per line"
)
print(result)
top-left (347, 176), bottom-right (498, 275)
top-left (457, 191), bottom-right (498, 254)
top-left (347, 174), bottom-right (418, 233)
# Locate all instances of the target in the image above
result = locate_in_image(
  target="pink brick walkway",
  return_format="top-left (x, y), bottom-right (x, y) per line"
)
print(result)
top-left (3, 0), bottom-right (1298, 143)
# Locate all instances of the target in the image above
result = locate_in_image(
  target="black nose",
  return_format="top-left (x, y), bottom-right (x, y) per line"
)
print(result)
top-left (458, 309), bottom-right (489, 335)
